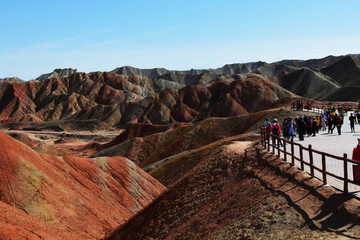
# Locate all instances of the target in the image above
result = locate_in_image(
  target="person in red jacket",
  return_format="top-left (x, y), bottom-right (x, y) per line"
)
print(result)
top-left (271, 118), bottom-right (282, 147)
top-left (353, 138), bottom-right (360, 182)
top-left (352, 138), bottom-right (360, 162)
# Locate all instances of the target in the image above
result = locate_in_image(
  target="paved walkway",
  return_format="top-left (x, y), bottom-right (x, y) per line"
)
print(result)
top-left (293, 111), bottom-right (358, 160)
top-left (270, 110), bottom-right (360, 197)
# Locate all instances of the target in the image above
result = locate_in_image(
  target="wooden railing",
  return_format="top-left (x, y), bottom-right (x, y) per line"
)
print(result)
top-left (302, 106), bottom-right (325, 114)
top-left (260, 127), bottom-right (360, 194)
top-left (292, 104), bottom-right (357, 114)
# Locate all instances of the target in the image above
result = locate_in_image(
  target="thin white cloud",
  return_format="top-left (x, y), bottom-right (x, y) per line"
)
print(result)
top-left (22, 28), bottom-right (115, 51)
top-left (24, 35), bottom-right (84, 50)
top-left (85, 39), bottom-right (124, 48)
top-left (136, 25), bottom-right (184, 37)
top-left (84, 25), bottom-right (184, 48)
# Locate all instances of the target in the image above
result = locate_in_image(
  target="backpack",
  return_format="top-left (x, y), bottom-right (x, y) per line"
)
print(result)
top-left (337, 117), bottom-right (343, 126)
top-left (272, 123), bottom-right (279, 135)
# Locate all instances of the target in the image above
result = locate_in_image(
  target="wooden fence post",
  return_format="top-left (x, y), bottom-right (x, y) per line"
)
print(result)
top-left (277, 136), bottom-right (280, 157)
top-left (291, 138), bottom-right (294, 166)
top-left (344, 153), bottom-right (348, 194)
top-left (309, 145), bottom-right (314, 177)
top-left (264, 128), bottom-right (267, 149)
top-left (322, 154), bottom-right (327, 185)
top-left (283, 139), bottom-right (287, 161)
top-left (300, 145), bottom-right (304, 171)
top-left (263, 128), bottom-right (266, 148)
top-left (272, 134), bottom-right (275, 154)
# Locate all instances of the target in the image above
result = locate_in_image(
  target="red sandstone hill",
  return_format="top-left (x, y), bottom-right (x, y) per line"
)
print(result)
top-left (0, 72), bottom-right (154, 126)
top-left (0, 72), bottom-right (296, 129)
top-left (0, 130), bottom-right (165, 239)
top-left (97, 122), bottom-right (190, 151)
top-left (93, 108), bottom-right (289, 169)
top-left (116, 73), bottom-right (295, 127)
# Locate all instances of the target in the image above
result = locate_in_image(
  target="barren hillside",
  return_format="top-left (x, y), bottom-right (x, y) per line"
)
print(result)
top-left (1, 54), bottom-right (360, 239)
top-left (0, 130), bottom-right (165, 239)
top-left (106, 140), bottom-right (360, 239)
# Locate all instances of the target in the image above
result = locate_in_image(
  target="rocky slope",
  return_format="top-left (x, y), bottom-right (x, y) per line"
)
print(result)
top-left (0, 77), bottom-right (24, 83)
top-left (35, 68), bottom-right (78, 81)
top-left (93, 108), bottom-right (289, 169)
top-left (0, 130), bottom-right (165, 239)
top-left (321, 55), bottom-right (360, 86)
top-left (106, 141), bottom-right (360, 240)
top-left (272, 55), bottom-right (360, 101)
top-left (279, 68), bottom-right (340, 100)
top-left (276, 55), bottom-right (345, 69)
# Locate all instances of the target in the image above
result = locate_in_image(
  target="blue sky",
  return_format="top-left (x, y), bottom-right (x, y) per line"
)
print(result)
top-left (1, 0), bottom-right (359, 80)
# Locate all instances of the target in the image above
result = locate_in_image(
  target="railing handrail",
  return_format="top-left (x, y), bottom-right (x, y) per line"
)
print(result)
top-left (293, 105), bottom-right (356, 113)
top-left (260, 127), bottom-right (360, 194)
top-left (264, 128), bottom-right (360, 164)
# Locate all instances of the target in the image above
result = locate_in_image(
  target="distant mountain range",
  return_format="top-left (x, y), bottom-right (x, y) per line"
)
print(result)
top-left (1, 54), bottom-right (360, 128)
top-left (35, 68), bottom-right (77, 81)
top-left (2, 54), bottom-right (360, 82)
top-left (0, 77), bottom-right (25, 83)
top-left (0, 71), bottom-right (294, 128)
top-left (109, 54), bottom-right (360, 101)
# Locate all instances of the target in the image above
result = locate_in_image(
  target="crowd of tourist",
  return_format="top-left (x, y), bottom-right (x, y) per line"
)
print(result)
top-left (264, 107), bottom-right (360, 142)
top-left (264, 106), bottom-right (360, 161)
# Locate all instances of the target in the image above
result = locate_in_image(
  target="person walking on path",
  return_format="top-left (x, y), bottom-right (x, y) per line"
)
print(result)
top-left (331, 115), bottom-right (337, 133)
top-left (315, 115), bottom-right (320, 133)
top-left (282, 118), bottom-right (290, 140)
top-left (350, 113), bottom-right (356, 132)
top-left (311, 117), bottom-right (317, 136)
top-left (336, 115), bottom-right (343, 135)
top-left (296, 115), bottom-right (306, 141)
top-left (271, 118), bottom-right (282, 146)
top-left (288, 117), bottom-right (296, 140)
top-left (304, 116), bottom-right (311, 136)
top-left (320, 115), bottom-right (327, 131)
top-left (328, 116), bottom-right (333, 134)
top-left (264, 118), bottom-right (272, 143)
top-left (352, 138), bottom-right (360, 162)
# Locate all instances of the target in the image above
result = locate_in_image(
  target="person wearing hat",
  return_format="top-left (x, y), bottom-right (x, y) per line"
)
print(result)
top-left (352, 138), bottom-right (360, 162)
top-left (271, 118), bottom-right (282, 146)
